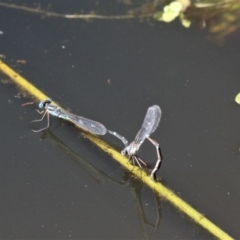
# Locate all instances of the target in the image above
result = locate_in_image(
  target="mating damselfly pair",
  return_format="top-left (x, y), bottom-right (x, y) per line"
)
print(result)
top-left (32, 99), bottom-right (163, 181)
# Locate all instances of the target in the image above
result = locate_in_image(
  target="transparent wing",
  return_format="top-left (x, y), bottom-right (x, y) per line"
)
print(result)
top-left (134, 105), bottom-right (161, 145)
top-left (62, 110), bottom-right (107, 135)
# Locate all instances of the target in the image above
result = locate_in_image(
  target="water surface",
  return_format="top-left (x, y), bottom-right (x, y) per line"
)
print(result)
top-left (0, 0), bottom-right (240, 239)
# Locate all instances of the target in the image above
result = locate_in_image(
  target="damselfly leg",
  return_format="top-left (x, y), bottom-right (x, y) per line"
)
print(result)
top-left (32, 110), bottom-right (50, 132)
top-left (147, 137), bottom-right (163, 181)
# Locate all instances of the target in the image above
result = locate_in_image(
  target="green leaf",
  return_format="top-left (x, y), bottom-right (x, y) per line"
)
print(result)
top-left (235, 93), bottom-right (240, 104)
top-left (162, 12), bottom-right (179, 22)
top-left (179, 13), bottom-right (191, 28)
top-left (153, 11), bottom-right (164, 21)
top-left (169, 1), bottom-right (183, 12)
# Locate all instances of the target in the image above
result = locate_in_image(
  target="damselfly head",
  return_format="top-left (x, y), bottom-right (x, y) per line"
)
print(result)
top-left (121, 147), bottom-right (128, 156)
top-left (39, 98), bottom-right (52, 109)
top-left (121, 143), bottom-right (138, 156)
top-left (128, 143), bottom-right (139, 155)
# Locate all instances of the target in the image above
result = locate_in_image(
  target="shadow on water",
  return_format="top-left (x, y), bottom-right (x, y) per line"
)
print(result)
top-left (41, 128), bottom-right (162, 240)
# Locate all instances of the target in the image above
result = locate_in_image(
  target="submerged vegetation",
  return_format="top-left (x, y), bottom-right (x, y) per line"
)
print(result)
top-left (130, 0), bottom-right (240, 42)
top-left (0, 0), bottom-right (240, 99)
top-left (0, 0), bottom-right (240, 42)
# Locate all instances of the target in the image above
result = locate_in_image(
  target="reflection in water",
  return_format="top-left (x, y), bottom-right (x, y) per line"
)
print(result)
top-left (40, 129), bottom-right (162, 240)
top-left (40, 130), bottom-right (109, 185)
top-left (125, 173), bottom-right (162, 240)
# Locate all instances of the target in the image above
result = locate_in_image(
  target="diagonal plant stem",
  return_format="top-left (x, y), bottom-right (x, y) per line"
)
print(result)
top-left (0, 59), bottom-right (234, 240)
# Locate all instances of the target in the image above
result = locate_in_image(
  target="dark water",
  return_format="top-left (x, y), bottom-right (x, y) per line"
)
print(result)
top-left (1, 0), bottom-right (240, 239)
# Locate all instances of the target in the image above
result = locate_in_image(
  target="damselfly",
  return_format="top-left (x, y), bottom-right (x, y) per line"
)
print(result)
top-left (108, 105), bottom-right (163, 181)
top-left (32, 98), bottom-right (107, 135)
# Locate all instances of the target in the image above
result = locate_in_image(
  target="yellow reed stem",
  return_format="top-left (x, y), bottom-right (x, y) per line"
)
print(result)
top-left (0, 60), bottom-right (233, 240)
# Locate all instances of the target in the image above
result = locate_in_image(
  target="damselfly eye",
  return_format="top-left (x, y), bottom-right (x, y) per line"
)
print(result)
top-left (38, 101), bottom-right (44, 108)
top-left (39, 98), bottom-right (52, 108)
top-left (121, 149), bottom-right (127, 155)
